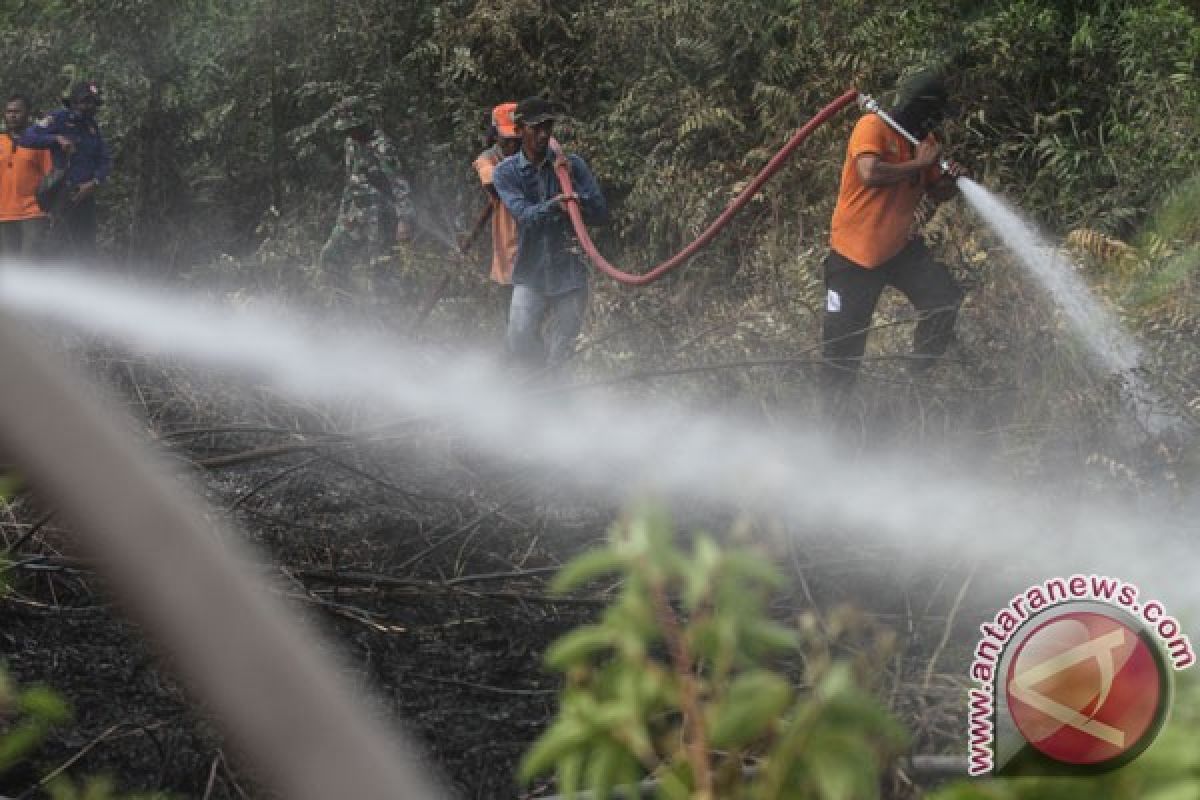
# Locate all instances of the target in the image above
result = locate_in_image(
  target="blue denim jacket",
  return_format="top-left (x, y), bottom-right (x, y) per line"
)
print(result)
top-left (19, 108), bottom-right (111, 186)
top-left (492, 148), bottom-right (607, 296)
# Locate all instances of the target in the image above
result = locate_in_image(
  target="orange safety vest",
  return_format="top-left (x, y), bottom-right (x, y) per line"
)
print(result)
top-left (829, 114), bottom-right (941, 268)
top-left (472, 147), bottom-right (519, 285)
top-left (0, 134), bottom-right (52, 221)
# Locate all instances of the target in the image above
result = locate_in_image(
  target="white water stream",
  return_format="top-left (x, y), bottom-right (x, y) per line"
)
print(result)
top-left (957, 179), bottom-right (1140, 373)
top-left (0, 264), bottom-right (1194, 617)
top-left (958, 179), bottom-right (1179, 435)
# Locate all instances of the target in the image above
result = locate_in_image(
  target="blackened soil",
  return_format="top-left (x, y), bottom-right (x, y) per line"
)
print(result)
top-left (2, 441), bottom-right (611, 799)
top-left (0, 355), bottom-right (975, 800)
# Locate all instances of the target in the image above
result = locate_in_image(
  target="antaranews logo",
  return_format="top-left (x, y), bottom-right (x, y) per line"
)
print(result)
top-left (967, 575), bottom-right (1194, 777)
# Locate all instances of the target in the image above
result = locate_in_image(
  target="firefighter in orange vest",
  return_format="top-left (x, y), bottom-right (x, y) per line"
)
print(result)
top-left (0, 94), bottom-right (52, 257)
top-left (821, 71), bottom-right (965, 398)
top-left (469, 102), bottom-right (521, 298)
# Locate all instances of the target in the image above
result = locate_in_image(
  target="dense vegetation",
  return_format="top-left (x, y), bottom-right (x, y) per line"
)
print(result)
top-left (3, 1), bottom-right (1200, 797)
top-left (3, 0), bottom-right (1198, 271)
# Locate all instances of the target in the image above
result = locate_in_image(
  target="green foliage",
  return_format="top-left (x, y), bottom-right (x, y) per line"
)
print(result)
top-left (1114, 175), bottom-right (1200, 313)
top-left (0, 486), bottom-right (159, 800)
top-left (44, 775), bottom-right (169, 800)
top-left (0, 667), bottom-right (166, 799)
top-left (2, 0), bottom-right (1197, 280)
top-left (46, 777), bottom-right (124, 800)
top-left (958, 0), bottom-right (1200, 236)
top-left (522, 504), bottom-right (906, 799)
top-left (0, 675), bottom-right (71, 774)
top-left (930, 672), bottom-right (1200, 800)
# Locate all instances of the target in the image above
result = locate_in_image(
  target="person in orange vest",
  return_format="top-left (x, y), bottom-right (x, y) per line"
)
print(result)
top-left (467, 102), bottom-right (521, 308)
top-left (821, 71), bottom-right (965, 400)
top-left (0, 94), bottom-right (53, 257)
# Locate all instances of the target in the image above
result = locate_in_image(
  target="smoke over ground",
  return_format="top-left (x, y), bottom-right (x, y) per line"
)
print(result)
top-left (0, 264), bottom-right (1193, 619)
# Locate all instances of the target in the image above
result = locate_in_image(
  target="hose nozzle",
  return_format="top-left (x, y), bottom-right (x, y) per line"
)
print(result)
top-left (856, 92), bottom-right (954, 177)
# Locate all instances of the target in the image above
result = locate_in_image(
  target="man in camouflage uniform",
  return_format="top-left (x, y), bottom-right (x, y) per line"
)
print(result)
top-left (318, 96), bottom-right (414, 292)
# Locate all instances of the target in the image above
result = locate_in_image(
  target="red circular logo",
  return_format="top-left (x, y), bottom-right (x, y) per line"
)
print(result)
top-left (1005, 611), bottom-right (1164, 766)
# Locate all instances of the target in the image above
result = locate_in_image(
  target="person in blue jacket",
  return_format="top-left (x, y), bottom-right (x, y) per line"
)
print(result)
top-left (492, 96), bottom-right (607, 371)
top-left (19, 81), bottom-right (111, 258)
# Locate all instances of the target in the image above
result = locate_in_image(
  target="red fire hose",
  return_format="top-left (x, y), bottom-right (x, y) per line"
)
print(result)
top-left (552, 88), bottom-right (860, 287)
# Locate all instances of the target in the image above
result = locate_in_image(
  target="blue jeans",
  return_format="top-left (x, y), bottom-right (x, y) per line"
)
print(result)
top-left (506, 284), bottom-right (588, 368)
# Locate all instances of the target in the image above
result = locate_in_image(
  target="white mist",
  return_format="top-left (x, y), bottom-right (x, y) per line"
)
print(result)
top-left (957, 178), bottom-right (1139, 372)
top-left (958, 178), bottom-right (1179, 435)
top-left (0, 265), bottom-right (1194, 621)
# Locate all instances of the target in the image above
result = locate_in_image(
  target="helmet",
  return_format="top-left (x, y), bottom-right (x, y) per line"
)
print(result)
top-left (894, 70), bottom-right (948, 111)
top-left (491, 102), bottom-right (518, 139)
top-left (332, 96), bottom-right (370, 132)
top-left (64, 81), bottom-right (103, 108)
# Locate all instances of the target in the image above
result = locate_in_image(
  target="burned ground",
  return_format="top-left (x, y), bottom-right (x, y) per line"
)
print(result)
top-left (0, 258), bottom-right (1189, 800)
top-left (0, 342), bottom-right (1016, 800)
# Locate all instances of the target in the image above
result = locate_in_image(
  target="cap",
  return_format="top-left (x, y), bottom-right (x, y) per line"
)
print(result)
top-left (491, 102), bottom-right (518, 139)
top-left (332, 96), bottom-right (370, 132)
top-left (513, 96), bottom-right (557, 126)
top-left (64, 81), bottom-right (103, 107)
top-left (895, 69), bottom-right (948, 109)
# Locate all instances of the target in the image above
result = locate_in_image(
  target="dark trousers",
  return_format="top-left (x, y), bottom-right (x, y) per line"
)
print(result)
top-left (0, 218), bottom-right (49, 259)
top-left (50, 196), bottom-right (98, 260)
top-left (821, 241), bottom-right (962, 390)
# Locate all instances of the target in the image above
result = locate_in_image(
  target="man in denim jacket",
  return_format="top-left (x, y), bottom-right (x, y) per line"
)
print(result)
top-left (492, 97), bottom-right (607, 369)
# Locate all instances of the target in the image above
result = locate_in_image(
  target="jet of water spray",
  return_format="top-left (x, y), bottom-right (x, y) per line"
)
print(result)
top-left (958, 178), bottom-right (1140, 373)
top-left (0, 264), bottom-right (1194, 616)
top-left (957, 179), bottom-right (1182, 436)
